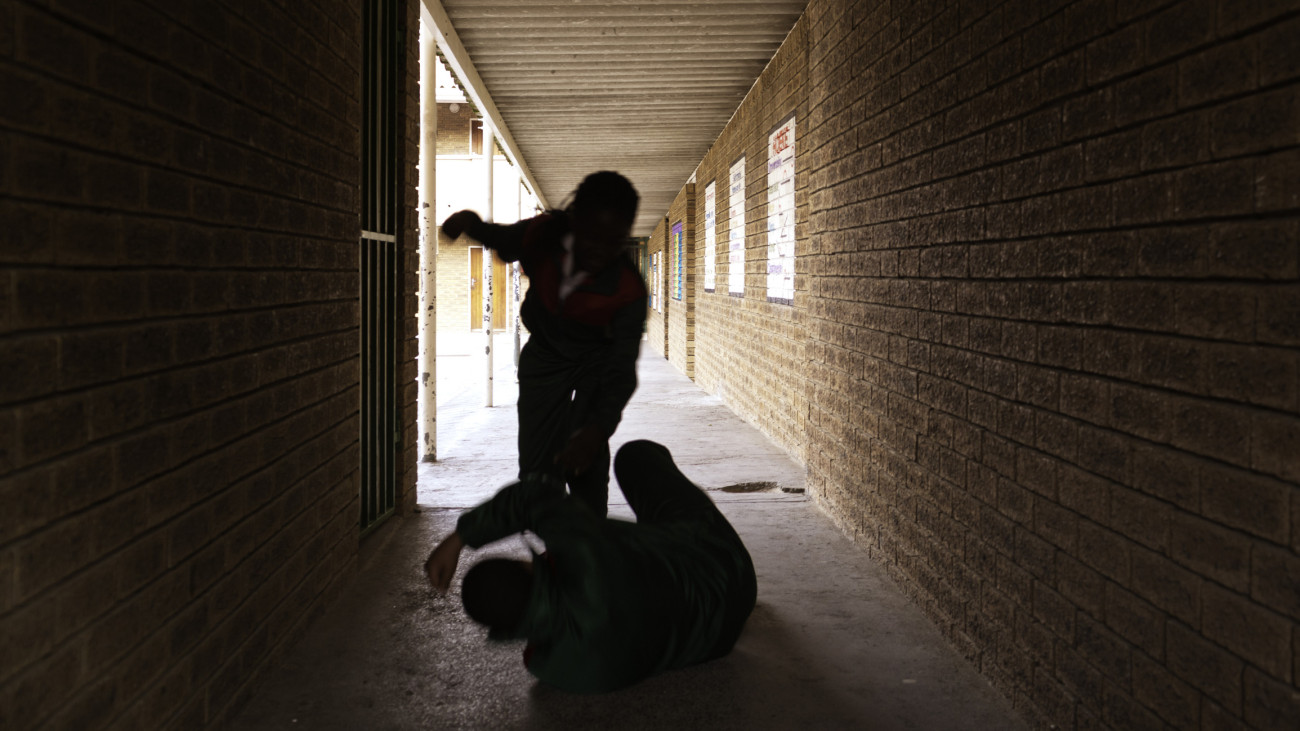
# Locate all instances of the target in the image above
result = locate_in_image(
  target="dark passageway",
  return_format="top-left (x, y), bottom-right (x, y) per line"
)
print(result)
top-left (231, 346), bottom-right (1028, 730)
top-left (2, 1), bottom-right (1298, 729)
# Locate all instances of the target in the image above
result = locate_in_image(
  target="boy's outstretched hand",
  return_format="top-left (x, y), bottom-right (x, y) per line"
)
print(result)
top-left (441, 210), bottom-right (481, 241)
top-left (425, 531), bottom-right (465, 592)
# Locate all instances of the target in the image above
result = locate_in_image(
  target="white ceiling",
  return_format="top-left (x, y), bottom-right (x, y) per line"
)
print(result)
top-left (437, 0), bottom-right (809, 236)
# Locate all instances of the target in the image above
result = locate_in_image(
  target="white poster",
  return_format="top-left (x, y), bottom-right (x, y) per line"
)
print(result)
top-left (703, 182), bottom-right (716, 292)
top-left (651, 251), bottom-right (660, 311)
top-left (767, 115), bottom-right (795, 304)
top-left (728, 158), bottom-right (745, 297)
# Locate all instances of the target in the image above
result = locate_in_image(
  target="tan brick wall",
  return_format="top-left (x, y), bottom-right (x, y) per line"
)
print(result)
top-left (691, 17), bottom-right (811, 464)
top-left (667, 185), bottom-right (696, 378)
top-left (675, 1), bottom-right (1300, 729)
top-left (433, 102), bottom-right (472, 334)
top-left (800, 0), bottom-right (1297, 728)
top-left (646, 218), bottom-right (669, 358)
top-left (437, 102), bottom-right (473, 155)
top-left (0, 1), bottom-right (421, 728)
top-left (436, 234), bottom-right (473, 333)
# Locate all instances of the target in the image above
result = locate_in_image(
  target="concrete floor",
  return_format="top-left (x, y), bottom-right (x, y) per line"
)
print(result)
top-left (231, 335), bottom-right (1029, 730)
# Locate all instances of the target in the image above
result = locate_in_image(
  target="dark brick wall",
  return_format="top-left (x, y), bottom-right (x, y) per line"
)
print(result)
top-left (399, 0), bottom-right (419, 516)
top-left (0, 1), bottom-right (420, 728)
top-left (692, 17), bottom-right (811, 463)
top-left (666, 0), bottom-right (1299, 728)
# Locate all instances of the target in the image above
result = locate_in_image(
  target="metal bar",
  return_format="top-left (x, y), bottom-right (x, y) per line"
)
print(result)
top-left (362, 1), bottom-right (369, 233)
top-left (377, 0), bottom-right (386, 236)
top-left (371, 0), bottom-right (381, 232)
top-left (370, 0), bottom-right (379, 233)
top-left (361, 3), bottom-right (370, 233)
top-left (375, 236), bottom-right (383, 527)
top-left (383, 0), bottom-right (390, 235)
top-left (359, 0), bottom-right (402, 533)
top-left (386, 0), bottom-right (395, 235)
top-left (373, 239), bottom-right (381, 527)
top-left (360, 239), bottom-right (371, 527)
top-left (382, 239), bottom-right (393, 515)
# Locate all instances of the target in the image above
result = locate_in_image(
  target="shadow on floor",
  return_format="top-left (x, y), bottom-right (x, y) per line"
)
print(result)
top-left (230, 347), bottom-right (1028, 730)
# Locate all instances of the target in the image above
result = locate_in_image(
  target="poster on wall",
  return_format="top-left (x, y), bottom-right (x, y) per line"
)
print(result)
top-left (651, 251), bottom-right (659, 311)
top-left (766, 114), bottom-right (795, 305)
top-left (672, 221), bottom-right (684, 301)
top-left (703, 182), bottom-right (716, 293)
top-left (728, 157), bottom-right (745, 297)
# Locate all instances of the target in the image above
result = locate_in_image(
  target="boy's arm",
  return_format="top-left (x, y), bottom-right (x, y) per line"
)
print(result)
top-left (457, 476), bottom-right (566, 547)
top-left (424, 478), bottom-right (566, 592)
top-left (588, 294), bottom-right (648, 437)
top-left (424, 531), bottom-right (463, 591)
top-left (442, 210), bottom-right (533, 263)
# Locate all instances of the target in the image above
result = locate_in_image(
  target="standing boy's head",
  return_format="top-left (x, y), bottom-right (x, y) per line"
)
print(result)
top-left (567, 171), bottom-right (639, 272)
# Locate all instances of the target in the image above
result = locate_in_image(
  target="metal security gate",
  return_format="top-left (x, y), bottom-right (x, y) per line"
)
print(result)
top-left (360, 0), bottom-right (400, 535)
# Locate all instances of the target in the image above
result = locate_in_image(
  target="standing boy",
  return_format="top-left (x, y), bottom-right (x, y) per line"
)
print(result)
top-left (441, 171), bottom-right (646, 517)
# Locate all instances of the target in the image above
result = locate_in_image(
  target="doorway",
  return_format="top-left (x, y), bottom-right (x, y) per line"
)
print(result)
top-left (469, 245), bottom-right (509, 330)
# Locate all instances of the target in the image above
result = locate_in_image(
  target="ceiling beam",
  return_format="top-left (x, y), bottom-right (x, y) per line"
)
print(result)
top-left (420, 0), bottom-right (548, 210)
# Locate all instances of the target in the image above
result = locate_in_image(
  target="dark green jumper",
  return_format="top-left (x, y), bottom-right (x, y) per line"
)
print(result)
top-left (456, 440), bottom-right (757, 693)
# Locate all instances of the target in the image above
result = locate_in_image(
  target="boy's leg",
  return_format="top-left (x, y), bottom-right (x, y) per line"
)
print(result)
top-left (516, 344), bottom-right (571, 482)
top-left (616, 440), bottom-right (756, 661)
top-left (613, 440), bottom-right (716, 524)
top-left (516, 386), bottom-right (567, 481)
top-left (565, 439), bottom-right (610, 518)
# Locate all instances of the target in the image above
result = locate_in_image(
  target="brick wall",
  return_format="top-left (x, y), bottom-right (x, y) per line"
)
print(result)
top-left (646, 217), bottom-right (669, 358)
top-left (434, 103), bottom-right (471, 335)
top-left (436, 101), bottom-right (473, 155)
top-left (435, 235), bottom-right (471, 334)
top-left (795, 0), bottom-right (1298, 728)
top-left (691, 17), bottom-right (811, 462)
top-left (0, 1), bottom-right (420, 728)
top-left (664, 0), bottom-right (1300, 728)
top-left (399, 0), bottom-right (419, 517)
top-left (667, 184), bottom-right (697, 378)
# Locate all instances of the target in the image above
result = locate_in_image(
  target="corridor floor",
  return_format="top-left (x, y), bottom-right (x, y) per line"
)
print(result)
top-left (230, 339), bottom-right (1029, 730)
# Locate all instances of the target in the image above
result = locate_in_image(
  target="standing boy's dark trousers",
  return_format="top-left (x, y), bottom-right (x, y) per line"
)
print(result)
top-left (460, 211), bottom-right (647, 519)
top-left (516, 340), bottom-right (611, 518)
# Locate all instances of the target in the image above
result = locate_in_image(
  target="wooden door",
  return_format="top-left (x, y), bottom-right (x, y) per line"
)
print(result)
top-left (469, 246), bottom-right (508, 331)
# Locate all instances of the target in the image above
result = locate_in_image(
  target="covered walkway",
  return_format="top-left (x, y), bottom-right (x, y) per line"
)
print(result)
top-left (230, 343), bottom-right (1027, 730)
top-left (6, 1), bottom-right (1297, 728)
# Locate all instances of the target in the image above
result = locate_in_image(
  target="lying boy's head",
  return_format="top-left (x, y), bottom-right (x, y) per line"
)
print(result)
top-left (462, 558), bottom-right (533, 635)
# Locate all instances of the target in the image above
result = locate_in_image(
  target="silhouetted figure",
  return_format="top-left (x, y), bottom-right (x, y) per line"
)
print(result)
top-left (425, 440), bottom-right (757, 693)
top-left (442, 171), bottom-right (647, 518)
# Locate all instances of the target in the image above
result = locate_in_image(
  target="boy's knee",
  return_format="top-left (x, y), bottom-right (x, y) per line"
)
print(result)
top-left (614, 439), bottom-right (664, 472)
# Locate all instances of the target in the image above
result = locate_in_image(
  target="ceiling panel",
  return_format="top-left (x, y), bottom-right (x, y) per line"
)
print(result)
top-left (438, 0), bottom-right (808, 236)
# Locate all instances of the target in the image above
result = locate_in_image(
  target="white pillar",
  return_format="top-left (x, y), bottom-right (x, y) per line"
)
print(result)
top-left (514, 174), bottom-right (524, 366)
top-left (482, 123), bottom-right (495, 407)
top-left (417, 25), bottom-right (437, 462)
